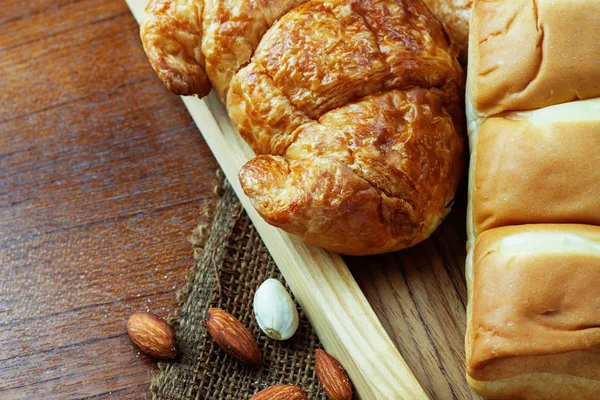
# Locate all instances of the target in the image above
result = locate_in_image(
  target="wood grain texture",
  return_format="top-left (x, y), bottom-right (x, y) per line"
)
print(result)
top-left (0, 0), bottom-right (477, 398)
top-left (348, 188), bottom-right (476, 400)
top-left (0, 0), bottom-right (219, 398)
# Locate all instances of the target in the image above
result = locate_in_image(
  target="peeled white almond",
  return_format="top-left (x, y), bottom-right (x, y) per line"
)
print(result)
top-left (253, 278), bottom-right (299, 340)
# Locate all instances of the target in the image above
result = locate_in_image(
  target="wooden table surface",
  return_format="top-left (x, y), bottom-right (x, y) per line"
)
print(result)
top-left (0, 0), bottom-right (219, 397)
top-left (0, 0), bottom-right (472, 399)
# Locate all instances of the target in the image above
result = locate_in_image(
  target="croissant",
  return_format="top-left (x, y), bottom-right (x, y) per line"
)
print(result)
top-left (420, 0), bottom-right (471, 63)
top-left (141, 0), bottom-right (465, 255)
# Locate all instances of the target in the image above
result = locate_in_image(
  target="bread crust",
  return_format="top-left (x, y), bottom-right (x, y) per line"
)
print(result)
top-left (466, 1), bottom-right (600, 397)
top-left (472, 100), bottom-right (600, 235)
top-left (141, 0), bottom-right (211, 96)
top-left (141, 0), bottom-right (465, 255)
top-left (421, 0), bottom-right (472, 63)
top-left (238, 88), bottom-right (463, 255)
top-left (231, 0), bottom-right (464, 255)
top-left (468, 225), bottom-right (600, 397)
top-left (470, 0), bottom-right (600, 117)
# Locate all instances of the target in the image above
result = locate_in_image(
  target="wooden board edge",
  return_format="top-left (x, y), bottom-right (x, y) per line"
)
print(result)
top-left (125, 2), bottom-right (428, 398)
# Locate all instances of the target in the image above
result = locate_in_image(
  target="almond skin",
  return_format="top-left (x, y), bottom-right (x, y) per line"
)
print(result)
top-left (127, 312), bottom-right (178, 360)
top-left (204, 307), bottom-right (261, 365)
top-left (315, 349), bottom-right (353, 400)
top-left (251, 384), bottom-right (307, 400)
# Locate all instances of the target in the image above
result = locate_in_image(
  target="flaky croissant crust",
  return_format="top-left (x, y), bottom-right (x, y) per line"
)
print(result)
top-left (141, 0), bottom-right (465, 255)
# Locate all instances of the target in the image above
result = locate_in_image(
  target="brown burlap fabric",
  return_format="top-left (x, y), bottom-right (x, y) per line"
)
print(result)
top-left (150, 178), bottom-right (326, 399)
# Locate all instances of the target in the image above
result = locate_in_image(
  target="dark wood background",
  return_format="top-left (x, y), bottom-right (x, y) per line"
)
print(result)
top-left (1, 0), bottom-right (219, 397)
top-left (0, 0), bottom-right (473, 398)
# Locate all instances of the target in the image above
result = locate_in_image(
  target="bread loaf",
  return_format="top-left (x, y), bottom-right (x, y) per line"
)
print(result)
top-left (466, 1), bottom-right (600, 398)
top-left (141, 0), bottom-right (466, 255)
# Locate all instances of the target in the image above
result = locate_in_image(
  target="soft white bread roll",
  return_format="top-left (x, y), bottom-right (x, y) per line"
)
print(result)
top-left (470, 0), bottom-right (600, 117)
top-left (472, 99), bottom-right (600, 235)
top-left (466, 1), bottom-right (600, 398)
top-left (467, 225), bottom-right (600, 400)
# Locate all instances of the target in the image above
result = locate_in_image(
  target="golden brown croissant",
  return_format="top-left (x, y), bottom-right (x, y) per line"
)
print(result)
top-left (141, 0), bottom-right (465, 255)
top-left (420, 0), bottom-right (471, 63)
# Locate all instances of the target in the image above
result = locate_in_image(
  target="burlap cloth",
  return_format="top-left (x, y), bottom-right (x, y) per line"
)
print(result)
top-left (150, 175), bottom-right (326, 399)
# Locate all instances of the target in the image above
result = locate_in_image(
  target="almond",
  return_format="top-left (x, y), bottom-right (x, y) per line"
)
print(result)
top-left (251, 384), bottom-right (307, 400)
top-left (315, 349), bottom-right (353, 400)
top-left (127, 312), bottom-right (178, 360)
top-left (204, 307), bottom-right (261, 365)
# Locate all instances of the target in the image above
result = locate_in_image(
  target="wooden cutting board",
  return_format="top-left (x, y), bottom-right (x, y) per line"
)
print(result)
top-left (126, 2), bottom-right (477, 399)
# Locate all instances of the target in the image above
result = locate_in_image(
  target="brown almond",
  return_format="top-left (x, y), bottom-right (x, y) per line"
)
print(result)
top-left (127, 312), bottom-right (178, 360)
top-left (315, 349), bottom-right (353, 400)
top-left (251, 384), bottom-right (307, 400)
top-left (204, 307), bottom-right (261, 365)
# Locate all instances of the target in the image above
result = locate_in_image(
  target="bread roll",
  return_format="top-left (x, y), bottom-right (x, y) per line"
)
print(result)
top-left (467, 225), bottom-right (600, 399)
top-left (141, 0), bottom-right (465, 255)
top-left (469, 0), bottom-right (600, 116)
top-left (473, 99), bottom-right (600, 235)
top-left (466, 1), bottom-right (600, 398)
